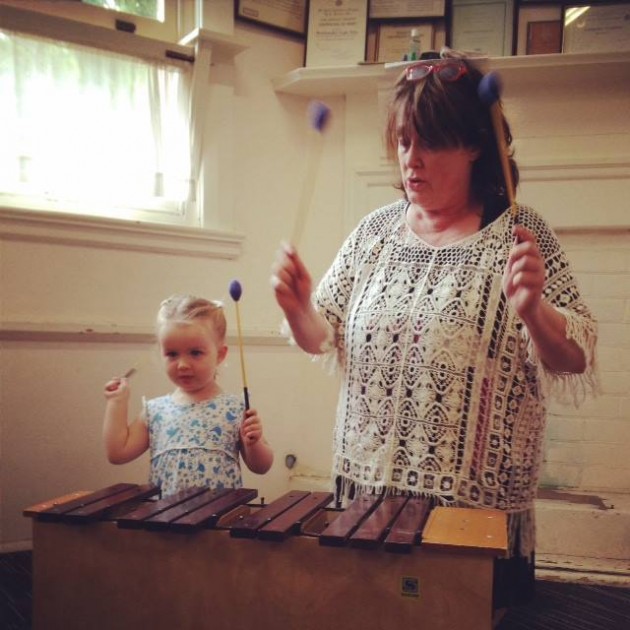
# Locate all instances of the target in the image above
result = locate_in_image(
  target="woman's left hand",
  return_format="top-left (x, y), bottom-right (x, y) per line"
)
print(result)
top-left (503, 225), bottom-right (545, 322)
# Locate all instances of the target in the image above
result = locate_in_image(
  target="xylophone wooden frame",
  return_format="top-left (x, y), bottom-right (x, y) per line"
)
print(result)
top-left (24, 483), bottom-right (508, 630)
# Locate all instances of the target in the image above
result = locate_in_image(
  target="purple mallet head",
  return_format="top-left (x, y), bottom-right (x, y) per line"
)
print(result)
top-left (478, 71), bottom-right (502, 106)
top-left (308, 100), bottom-right (331, 133)
top-left (229, 279), bottom-right (242, 302)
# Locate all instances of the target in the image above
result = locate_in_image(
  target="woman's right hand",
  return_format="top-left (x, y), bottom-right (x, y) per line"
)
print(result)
top-left (104, 377), bottom-right (130, 401)
top-left (270, 242), bottom-right (313, 317)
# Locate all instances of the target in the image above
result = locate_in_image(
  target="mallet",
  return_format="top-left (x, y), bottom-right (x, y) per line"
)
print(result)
top-left (122, 354), bottom-right (152, 379)
top-left (107, 359), bottom-right (146, 392)
top-left (105, 362), bottom-right (141, 392)
top-left (229, 279), bottom-right (250, 410)
top-left (290, 100), bottom-right (332, 248)
top-left (478, 71), bottom-right (518, 222)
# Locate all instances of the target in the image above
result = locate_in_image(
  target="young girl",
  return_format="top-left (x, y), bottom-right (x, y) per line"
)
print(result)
top-left (103, 295), bottom-right (274, 496)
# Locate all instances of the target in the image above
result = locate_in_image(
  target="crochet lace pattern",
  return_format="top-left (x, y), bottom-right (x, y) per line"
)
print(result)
top-left (312, 200), bottom-right (597, 551)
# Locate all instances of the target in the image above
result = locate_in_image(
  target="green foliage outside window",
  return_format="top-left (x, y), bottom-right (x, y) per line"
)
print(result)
top-left (82, 0), bottom-right (161, 21)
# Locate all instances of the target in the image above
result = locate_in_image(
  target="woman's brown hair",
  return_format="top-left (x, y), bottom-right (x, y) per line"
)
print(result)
top-left (384, 50), bottom-right (519, 222)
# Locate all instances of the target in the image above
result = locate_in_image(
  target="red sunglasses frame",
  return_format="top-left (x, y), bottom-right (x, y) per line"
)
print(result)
top-left (405, 60), bottom-right (468, 83)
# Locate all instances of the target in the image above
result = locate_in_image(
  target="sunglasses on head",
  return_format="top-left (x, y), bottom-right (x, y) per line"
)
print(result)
top-left (405, 59), bottom-right (468, 83)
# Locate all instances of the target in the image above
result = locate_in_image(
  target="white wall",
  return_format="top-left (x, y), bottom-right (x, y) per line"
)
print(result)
top-left (1, 19), bottom-right (629, 552)
top-left (543, 230), bottom-right (630, 492)
top-left (502, 58), bottom-right (630, 494)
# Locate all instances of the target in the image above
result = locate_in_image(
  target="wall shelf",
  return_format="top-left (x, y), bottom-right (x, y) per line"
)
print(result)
top-left (273, 51), bottom-right (630, 97)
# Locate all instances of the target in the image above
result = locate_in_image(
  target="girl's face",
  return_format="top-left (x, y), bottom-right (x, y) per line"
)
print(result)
top-left (158, 320), bottom-right (227, 399)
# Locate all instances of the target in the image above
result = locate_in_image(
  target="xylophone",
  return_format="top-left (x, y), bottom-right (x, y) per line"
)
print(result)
top-left (24, 483), bottom-right (508, 630)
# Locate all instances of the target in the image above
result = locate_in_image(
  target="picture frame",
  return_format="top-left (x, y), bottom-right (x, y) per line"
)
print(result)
top-left (451, 0), bottom-right (514, 57)
top-left (368, 0), bottom-right (446, 19)
top-left (526, 19), bottom-right (562, 54)
top-left (305, 0), bottom-right (369, 67)
top-left (375, 22), bottom-right (435, 62)
top-left (235, 0), bottom-right (307, 37)
top-left (563, 3), bottom-right (630, 53)
top-left (514, 2), bottom-right (562, 56)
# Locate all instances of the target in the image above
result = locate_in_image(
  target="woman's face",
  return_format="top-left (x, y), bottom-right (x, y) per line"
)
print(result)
top-left (397, 121), bottom-right (479, 212)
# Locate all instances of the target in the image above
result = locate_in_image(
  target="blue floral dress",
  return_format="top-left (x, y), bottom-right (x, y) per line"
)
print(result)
top-left (143, 393), bottom-right (244, 496)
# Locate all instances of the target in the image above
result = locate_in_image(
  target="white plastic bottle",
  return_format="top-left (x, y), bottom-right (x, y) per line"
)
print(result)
top-left (409, 28), bottom-right (421, 61)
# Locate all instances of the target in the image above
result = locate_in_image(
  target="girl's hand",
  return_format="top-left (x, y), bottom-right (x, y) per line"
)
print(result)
top-left (270, 242), bottom-right (313, 318)
top-left (104, 377), bottom-right (130, 401)
top-left (503, 225), bottom-right (545, 322)
top-left (240, 408), bottom-right (263, 445)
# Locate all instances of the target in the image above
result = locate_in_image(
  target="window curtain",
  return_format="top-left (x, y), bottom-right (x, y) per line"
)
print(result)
top-left (0, 28), bottom-right (193, 220)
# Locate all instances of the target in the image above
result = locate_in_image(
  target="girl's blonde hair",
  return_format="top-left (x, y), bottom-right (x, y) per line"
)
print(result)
top-left (156, 294), bottom-right (227, 342)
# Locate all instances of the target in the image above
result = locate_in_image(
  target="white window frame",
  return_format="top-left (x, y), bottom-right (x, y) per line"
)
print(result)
top-left (0, 0), bottom-right (187, 43)
top-left (0, 0), bottom-right (247, 259)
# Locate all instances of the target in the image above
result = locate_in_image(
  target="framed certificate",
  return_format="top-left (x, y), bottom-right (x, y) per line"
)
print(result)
top-left (305, 0), bottom-right (368, 67)
top-left (236, 0), bottom-right (307, 36)
top-left (451, 1), bottom-right (514, 57)
top-left (368, 0), bottom-right (446, 19)
top-left (526, 20), bottom-right (562, 54)
top-left (563, 3), bottom-right (630, 53)
top-left (376, 22), bottom-right (434, 62)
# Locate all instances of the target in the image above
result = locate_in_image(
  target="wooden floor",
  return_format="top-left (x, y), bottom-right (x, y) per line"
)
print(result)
top-left (1, 552), bottom-right (32, 630)
top-left (496, 580), bottom-right (630, 630)
top-left (2, 551), bottom-right (630, 629)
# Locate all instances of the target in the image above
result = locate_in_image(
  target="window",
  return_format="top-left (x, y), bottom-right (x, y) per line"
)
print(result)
top-left (0, 1), bottom-right (244, 258)
top-left (83, 0), bottom-right (164, 22)
top-left (0, 0), bottom-right (184, 42)
top-left (0, 27), bottom-right (195, 225)
top-left (0, 0), bottom-right (206, 227)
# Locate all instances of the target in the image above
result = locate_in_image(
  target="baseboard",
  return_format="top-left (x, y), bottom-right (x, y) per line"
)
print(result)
top-left (535, 490), bottom-right (630, 562)
top-left (536, 553), bottom-right (630, 587)
top-left (0, 540), bottom-right (33, 553)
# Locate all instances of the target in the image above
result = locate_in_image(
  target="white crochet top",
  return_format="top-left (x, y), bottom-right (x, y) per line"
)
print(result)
top-left (308, 200), bottom-right (597, 551)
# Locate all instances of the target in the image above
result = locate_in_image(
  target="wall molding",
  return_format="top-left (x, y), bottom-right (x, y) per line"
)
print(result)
top-left (0, 320), bottom-right (287, 346)
top-left (348, 166), bottom-right (398, 230)
top-left (350, 158), bottom-right (630, 231)
top-left (519, 158), bottom-right (630, 183)
top-left (0, 207), bottom-right (244, 259)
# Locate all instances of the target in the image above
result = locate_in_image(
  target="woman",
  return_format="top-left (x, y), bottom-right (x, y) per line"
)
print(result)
top-left (271, 50), bottom-right (597, 606)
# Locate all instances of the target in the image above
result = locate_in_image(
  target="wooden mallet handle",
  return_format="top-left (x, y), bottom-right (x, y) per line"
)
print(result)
top-left (229, 280), bottom-right (250, 409)
top-left (478, 71), bottom-right (518, 221)
top-left (291, 100), bottom-right (331, 248)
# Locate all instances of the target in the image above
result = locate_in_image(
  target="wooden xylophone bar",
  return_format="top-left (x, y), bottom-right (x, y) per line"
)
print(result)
top-left (231, 490), bottom-right (336, 541)
top-left (384, 496), bottom-right (433, 551)
top-left (348, 495), bottom-right (407, 550)
top-left (25, 483), bottom-right (508, 630)
top-left (24, 482), bottom-right (160, 524)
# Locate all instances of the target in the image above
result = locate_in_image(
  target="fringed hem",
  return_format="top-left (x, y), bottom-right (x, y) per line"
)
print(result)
top-left (524, 307), bottom-right (600, 407)
top-left (334, 476), bottom-right (456, 508)
top-left (507, 509), bottom-right (536, 559)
